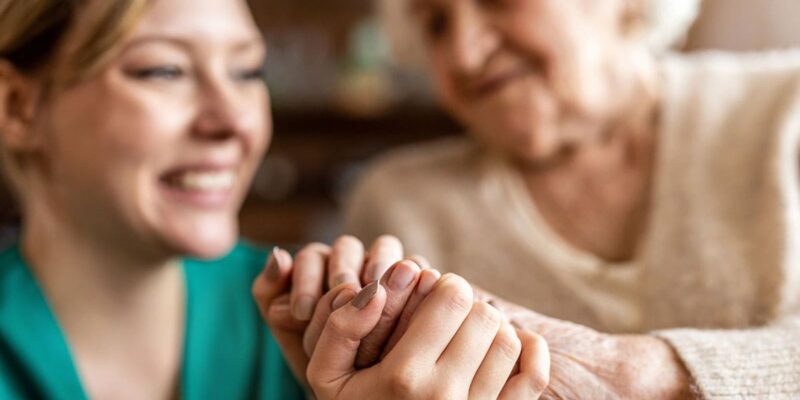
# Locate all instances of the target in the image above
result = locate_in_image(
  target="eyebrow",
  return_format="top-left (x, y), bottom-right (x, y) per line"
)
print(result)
top-left (121, 34), bottom-right (265, 54)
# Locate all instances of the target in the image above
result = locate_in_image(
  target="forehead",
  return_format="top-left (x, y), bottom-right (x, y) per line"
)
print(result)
top-left (131, 0), bottom-right (262, 45)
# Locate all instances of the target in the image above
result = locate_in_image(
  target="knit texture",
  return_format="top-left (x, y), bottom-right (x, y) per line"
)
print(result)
top-left (345, 51), bottom-right (800, 399)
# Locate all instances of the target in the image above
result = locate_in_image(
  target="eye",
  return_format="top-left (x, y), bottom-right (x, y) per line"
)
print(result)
top-left (424, 11), bottom-right (449, 40)
top-left (233, 65), bottom-right (266, 82)
top-left (125, 65), bottom-right (185, 80)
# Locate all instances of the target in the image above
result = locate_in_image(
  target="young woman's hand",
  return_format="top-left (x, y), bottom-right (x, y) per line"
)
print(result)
top-left (306, 274), bottom-right (550, 399)
top-left (252, 235), bottom-right (409, 384)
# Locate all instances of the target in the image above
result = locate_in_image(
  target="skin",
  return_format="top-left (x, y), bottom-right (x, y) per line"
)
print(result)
top-left (405, 0), bottom-right (691, 397)
top-left (263, 236), bottom-right (691, 399)
top-left (2, 1), bottom-right (550, 398)
top-left (416, 0), bottom-right (659, 261)
top-left (0, 0), bottom-right (269, 398)
top-left (253, 240), bottom-right (551, 399)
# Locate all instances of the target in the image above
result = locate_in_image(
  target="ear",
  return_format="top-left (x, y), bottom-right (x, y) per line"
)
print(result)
top-left (0, 60), bottom-right (44, 153)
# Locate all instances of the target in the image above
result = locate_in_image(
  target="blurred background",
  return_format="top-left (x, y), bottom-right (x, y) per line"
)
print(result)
top-left (2, 0), bottom-right (800, 250)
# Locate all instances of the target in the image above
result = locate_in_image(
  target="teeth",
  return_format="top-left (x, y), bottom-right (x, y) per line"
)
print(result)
top-left (172, 171), bottom-right (235, 191)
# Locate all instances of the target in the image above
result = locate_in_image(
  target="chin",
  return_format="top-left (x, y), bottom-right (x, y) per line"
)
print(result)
top-left (162, 219), bottom-right (239, 260)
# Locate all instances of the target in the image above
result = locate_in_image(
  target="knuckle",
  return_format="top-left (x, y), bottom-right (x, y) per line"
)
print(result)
top-left (408, 254), bottom-right (431, 269)
top-left (334, 235), bottom-right (364, 250)
top-left (251, 277), bottom-right (265, 300)
top-left (294, 247), bottom-right (320, 266)
top-left (472, 301), bottom-right (503, 330)
top-left (386, 364), bottom-right (422, 397)
top-left (307, 241), bottom-right (332, 253)
top-left (526, 368), bottom-right (550, 395)
top-left (326, 310), bottom-right (362, 342)
top-left (439, 274), bottom-right (474, 314)
top-left (306, 365), bottom-right (325, 392)
top-left (495, 329), bottom-right (522, 361)
top-left (521, 333), bottom-right (550, 395)
top-left (374, 234), bottom-right (402, 248)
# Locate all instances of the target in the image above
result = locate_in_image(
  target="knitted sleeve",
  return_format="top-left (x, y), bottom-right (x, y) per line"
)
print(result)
top-left (655, 315), bottom-right (800, 399)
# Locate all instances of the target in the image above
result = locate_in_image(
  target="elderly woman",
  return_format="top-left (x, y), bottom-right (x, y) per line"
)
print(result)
top-left (0, 0), bottom-right (551, 398)
top-left (346, 0), bottom-right (800, 397)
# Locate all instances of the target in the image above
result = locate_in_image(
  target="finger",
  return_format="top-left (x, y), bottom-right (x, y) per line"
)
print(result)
top-left (303, 283), bottom-right (360, 357)
top-left (266, 294), bottom-right (308, 333)
top-left (262, 293), bottom-right (310, 387)
top-left (382, 268), bottom-right (442, 356)
top-left (306, 282), bottom-right (387, 395)
top-left (407, 254), bottom-right (431, 270)
top-left (436, 301), bottom-right (502, 380)
top-left (498, 330), bottom-right (550, 400)
top-left (328, 235), bottom-right (366, 289)
top-left (291, 243), bottom-right (330, 321)
top-left (386, 273), bottom-right (474, 367)
top-left (355, 260), bottom-right (421, 368)
top-left (252, 247), bottom-right (293, 321)
top-left (468, 321), bottom-right (521, 399)
top-left (362, 235), bottom-right (404, 283)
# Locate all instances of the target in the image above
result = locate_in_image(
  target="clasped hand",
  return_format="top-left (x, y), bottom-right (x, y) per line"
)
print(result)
top-left (252, 235), bottom-right (549, 399)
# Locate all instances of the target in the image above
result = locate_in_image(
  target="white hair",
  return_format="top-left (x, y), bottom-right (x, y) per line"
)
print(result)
top-left (377, 0), bottom-right (702, 67)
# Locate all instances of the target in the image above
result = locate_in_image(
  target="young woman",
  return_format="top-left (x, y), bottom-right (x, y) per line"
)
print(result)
top-left (0, 0), bottom-right (549, 398)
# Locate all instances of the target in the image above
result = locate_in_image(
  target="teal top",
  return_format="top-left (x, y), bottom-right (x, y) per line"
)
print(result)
top-left (0, 241), bottom-right (305, 400)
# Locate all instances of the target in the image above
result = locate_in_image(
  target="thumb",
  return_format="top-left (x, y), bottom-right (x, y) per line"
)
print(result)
top-left (252, 247), bottom-right (293, 321)
top-left (306, 281), bottom-right (386, 394)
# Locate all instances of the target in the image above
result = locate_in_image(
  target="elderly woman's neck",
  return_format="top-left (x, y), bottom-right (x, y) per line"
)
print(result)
top-left (515, 60), bottom-right (660, 262)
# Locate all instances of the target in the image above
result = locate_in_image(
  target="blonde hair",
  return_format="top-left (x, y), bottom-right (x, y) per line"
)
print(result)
top-left (0, 0), bottom-right (149, 207)
top-left (378, 0), bottom-right (702, 68)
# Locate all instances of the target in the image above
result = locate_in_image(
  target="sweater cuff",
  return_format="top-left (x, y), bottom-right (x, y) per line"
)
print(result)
top-left (653, 327), bottom-right (800, 399)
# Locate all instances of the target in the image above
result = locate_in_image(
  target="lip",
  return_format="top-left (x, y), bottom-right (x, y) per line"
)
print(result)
top-left (159, 163), bottom-right (240, 209)
top-left (471, 68), bottom-right (529, 97)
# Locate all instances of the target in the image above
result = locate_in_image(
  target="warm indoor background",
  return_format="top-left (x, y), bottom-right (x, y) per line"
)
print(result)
top-left (1, 0), bottom-right (799, 250)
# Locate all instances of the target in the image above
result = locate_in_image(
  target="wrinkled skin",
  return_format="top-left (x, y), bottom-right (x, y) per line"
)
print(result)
top-left (475, 289), bottom-right (693, 400)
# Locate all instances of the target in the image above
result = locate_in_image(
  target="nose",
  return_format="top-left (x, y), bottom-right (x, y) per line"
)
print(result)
top-left (448, 4), bottom-right (499, 75)
top-left (192, 74), bottom-right (256, 141)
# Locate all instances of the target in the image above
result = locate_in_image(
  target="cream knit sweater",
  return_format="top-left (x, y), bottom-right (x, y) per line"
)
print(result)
top-left (345, 52), bottom-right (800, 399)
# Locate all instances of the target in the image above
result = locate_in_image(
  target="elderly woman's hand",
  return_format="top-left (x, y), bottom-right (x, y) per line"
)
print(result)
top-left (478, 290), bottom-right (693, 400)
top-left (305, 274), bottom-right (550, 399)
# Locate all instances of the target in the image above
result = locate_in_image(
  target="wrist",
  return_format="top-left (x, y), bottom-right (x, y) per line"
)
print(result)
top-left (616, 335), bottom-right (693, 400)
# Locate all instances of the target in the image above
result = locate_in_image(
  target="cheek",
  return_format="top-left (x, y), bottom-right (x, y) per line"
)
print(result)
top-left (428, 64), bottom-right (465, 118)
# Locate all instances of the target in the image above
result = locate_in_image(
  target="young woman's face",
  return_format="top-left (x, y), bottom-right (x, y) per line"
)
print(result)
top-left (413, 0), bottom-right (635, 162)
top-left (38, 0), bottom-right (269, 258)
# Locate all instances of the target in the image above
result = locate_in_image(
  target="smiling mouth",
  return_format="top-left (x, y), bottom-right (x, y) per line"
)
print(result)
top-left (472, 70), bottom-right (527, 97)
top-left (162, 169), bottom-right (236, 192)
top-left (158, 168), bottom-right (240, 209)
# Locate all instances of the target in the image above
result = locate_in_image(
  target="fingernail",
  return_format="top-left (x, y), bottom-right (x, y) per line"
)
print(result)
top-left (387, 262), bottom-right (414, 290)
top-left (266, 247), bottom-right (281, 282)
top-left (292, 295), bottom-right (316, 321)
top-left (332, 290), bottom-right (356, 310)
top-left (369, 261), bottom-right (389, 282)
top-left (275, 248), bottom-right (290, 270)
top-left (352, 281), bottom-right (379, 310)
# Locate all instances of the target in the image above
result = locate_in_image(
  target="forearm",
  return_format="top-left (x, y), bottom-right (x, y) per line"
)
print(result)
top-left (618, 335), bottom-right (694, 400)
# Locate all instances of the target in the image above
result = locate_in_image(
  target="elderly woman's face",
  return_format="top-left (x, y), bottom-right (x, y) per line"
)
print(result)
top-left (414, 0), bottom-right (636, 161)
top-left (35, 0), bottom-right (269, 258)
